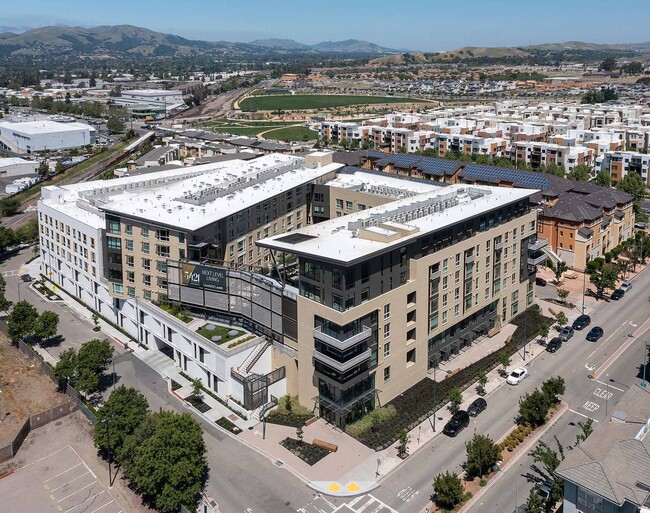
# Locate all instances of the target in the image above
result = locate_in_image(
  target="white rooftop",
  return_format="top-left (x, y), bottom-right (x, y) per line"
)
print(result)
top-left (0, 157), bottom-right (34, 167)
top-left (326, 170), bottom-right (440, 199)
top-left (121, 89), bottom-right (182, 96)
top-left (258, 184), bottom-right (535, 264)
top-left (40, 154), bottom-right (342, 231)
top-left (0, 119), bottom-right (95, 135)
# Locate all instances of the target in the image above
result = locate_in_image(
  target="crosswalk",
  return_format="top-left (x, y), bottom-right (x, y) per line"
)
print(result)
top-left (297, 494), bottom-right (399, 513)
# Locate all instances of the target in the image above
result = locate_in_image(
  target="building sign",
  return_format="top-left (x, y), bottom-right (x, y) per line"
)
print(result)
top-left (181, 263), bottom-right (227, 292)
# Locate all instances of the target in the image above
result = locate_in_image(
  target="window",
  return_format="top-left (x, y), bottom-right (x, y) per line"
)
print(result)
top-left (577, 487), bottom-right (603, 513)
top-left (156, 245), bottom-right (170, 257)
top-left (143, 274), bottom-right (151, 286)
top-left (335, 199), bottom-right (343, 209)
top-left (127, 287), bottom-right (135, 298)
top-left (442, 311), bottom-right (448, 324)
top-left (141, 227), bottom-right (149, 237)
top-left (156, 261), bottom-right (167, 273)
top-left (406, 348), bottom-right (416, 365)
top-left (384, 323), bottom-right (390, 339)
top-left (455, 287), bottom-right (460, 301)
top-left (156, 228), bottom-right (169, 241)
top-left (107, 237), bottom-right (120, 249)
top-left (358, 204), bottom-right (366, 211)
top-left (125, 224), bottom-right (133, 235)
top-left (454, 304), bottom-right (459, 317)
top-left (107, 219), bottom-right (120, 234)
top-left (112, 283), bottom-right (123, 294)
top-left (384, 304), bottom-right (390, 320)
top-left (443, 276), bottom-right (448, 290)
top-left (384, 366), bottom-right (391, 383)
top-left (384, 342), bottom-right (391, 358)
top-left (455, 253), bottom-right (460, 267)
top-left (178, 232), bottom-right (185, 243)
top-left (455, 270), bottom-right (460, 283)
top-left (442, 293), bottom-right (448, 307)
top-left (142, 242), bottom-right (150, 254)
top-left (126, 255), bottom-right (134, 267)
top-left (125, 240), bottom-right (133, 251)
top-left (142, 258), bottom-right (151, 270)
top-left (346, 201), bottom-right (353, 211)
top-left (443, 258), bottom-right (448, 272)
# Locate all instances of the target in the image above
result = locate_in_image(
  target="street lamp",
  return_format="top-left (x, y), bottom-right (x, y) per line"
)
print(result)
top-left (101, 417), bottom-right (112, 487)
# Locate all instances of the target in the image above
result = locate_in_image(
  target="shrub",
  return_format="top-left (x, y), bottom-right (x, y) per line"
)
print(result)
top-left (266, 395), bottom-right (313, 428)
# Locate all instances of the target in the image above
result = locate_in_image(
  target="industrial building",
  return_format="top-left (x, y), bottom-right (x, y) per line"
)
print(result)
top-left (114, 89), bottom-right (185, 113)
top-left (0, 118), bottom-right (96, 154)
top-left (0, 157), bottom-right (38, 177)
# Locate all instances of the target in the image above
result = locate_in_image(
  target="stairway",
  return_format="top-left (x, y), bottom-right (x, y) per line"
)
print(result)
top-left (239, 339), bottom-right (272, 376)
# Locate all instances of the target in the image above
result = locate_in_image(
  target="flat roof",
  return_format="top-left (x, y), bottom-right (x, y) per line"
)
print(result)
top-left (42, 154), bottom-right (342, 232)
top-left (0, 157), bottom-right (34, 167)
top-left (258, 184), bottom-right (535, 265)
top-left (0, 120), bottom-right (95, 135)
top-left (325, 169), bottom-right (440, 198)
top-left (121, 89), bottom-right (183, 96)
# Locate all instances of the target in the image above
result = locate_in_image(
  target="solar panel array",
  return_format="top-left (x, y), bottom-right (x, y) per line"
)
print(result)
top-left (460, 164), bottom-right (550, 191)
top-left (367, 150), bottom-right (463, 177)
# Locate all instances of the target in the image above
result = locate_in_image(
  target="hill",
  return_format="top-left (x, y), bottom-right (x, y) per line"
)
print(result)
top-left (249, 38), bottom-right (310, 50)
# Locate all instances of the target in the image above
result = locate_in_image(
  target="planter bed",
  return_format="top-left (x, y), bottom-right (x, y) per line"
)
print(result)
top-left (266, 412), bottom-right (313, 428)
top-left (216, 417), bottom-right (242, 434)
top-left (280, 437), bottom-right (331, 466)
top-left (186, 396), bottom-right (211, 413)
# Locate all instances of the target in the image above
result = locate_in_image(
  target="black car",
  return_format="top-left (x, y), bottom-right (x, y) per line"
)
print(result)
top-left (611, 289), bottom-right (625, 300)
top-left (586, 326), bottom-right (604, 341)
top-left (546, 337), bottom-right (562, 353)
top-left (467, 398), bottom-right (487, 417)
top-left (535, 277), bottom-right (547, 287)
top-left (443, 410), bottom-right (470, 437)
top-left (572, 314), bottom-right (591, 330)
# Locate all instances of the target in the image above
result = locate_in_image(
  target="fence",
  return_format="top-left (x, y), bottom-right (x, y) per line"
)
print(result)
top-left (17, 339), bottom-right (54, 378)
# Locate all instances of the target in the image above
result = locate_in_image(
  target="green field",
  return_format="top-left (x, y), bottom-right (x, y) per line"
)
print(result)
top-left (240, 94), bottom-right (427, 111)
top-left (264, 126), bottom-right (317, 141)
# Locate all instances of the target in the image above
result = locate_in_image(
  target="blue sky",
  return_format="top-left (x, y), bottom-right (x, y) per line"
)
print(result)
top-left (2, 0), bottom-right (648, 51)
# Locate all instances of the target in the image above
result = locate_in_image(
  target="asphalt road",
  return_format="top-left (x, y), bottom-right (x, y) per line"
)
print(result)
top-left (372, 265), bottom-right (650, 513)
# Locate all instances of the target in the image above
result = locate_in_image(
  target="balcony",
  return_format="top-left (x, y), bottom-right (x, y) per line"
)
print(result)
top-left (465, 253), bottom-right (475, 264)
top-left (527, 251), bottom-right (548, 266)
top-left (494, 240), bottom-right (503, 250)
top-left (313, 326), bottom-right (372, 351)
top-left (313, 348), bottom-right (372, 373)
top-left (430, 269), bottom-right (441, 280)
top-left (528, 238), bottom-right (548, 252)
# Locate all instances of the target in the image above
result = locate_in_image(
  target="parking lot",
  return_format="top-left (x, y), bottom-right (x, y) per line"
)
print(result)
top-left (0, 445), bottom-right (123, 513)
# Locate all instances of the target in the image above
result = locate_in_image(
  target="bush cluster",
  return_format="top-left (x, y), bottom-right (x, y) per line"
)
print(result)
top-left (500, 424), bottom-right (534, 452)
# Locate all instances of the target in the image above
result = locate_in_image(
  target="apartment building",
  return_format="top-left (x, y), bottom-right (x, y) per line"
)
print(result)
top-left (598, 150), bottom-right (650, 186)
top-left (510, 141), bottom-right (594, 171)
top-left (258, 184), bottom-right (539, 427)
top-left (556, 385), bottom-right (650, 513)
top-left (437, 133), bottom-right (509, 158)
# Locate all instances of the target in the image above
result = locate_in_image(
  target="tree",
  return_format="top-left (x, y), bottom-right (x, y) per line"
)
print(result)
top-left (553, 261), bottom-right (568, 282)
top-left (622, 61), bottom-right (644, 75)
top-left (541, 376), bottom-right (565, 404)
top-left (6, 300), bottom-right (39, 343)
top-left (94, 386), bottom-right (149, 464)
top-left (476, 370), bottom-right (488, 395)
top-left (190, 378), bottom-right (203, 402)
top-left (107, 116), bottom-right (125, 133)
top-left (519, 389), bottom-right (551, 427)
top-left (574, 418), bottom-right (594, 447)
top-left (498, 351), bottom-right (511, 376)
top-left (63, 70), bottom-right (72, 84)
top-left (589, 263), bottom-right (618, 299)
top-left (397, 430), bottom-right (410, 456)
top-left (122, 410), bottom-right (207, 513)
top-left (296, 426), bottom-right (304, 446)
top-left (594, 169), bottom-right (611, 188)
top-left (16, 218), bottom-right (39, 244)
top-left (556, 288), bottom-right (569, 304)
top-left (448, 388), bottom-right (463, 414)
top-left (525, 487), bottom-right (545, 513)
top-left (0, 274), bottom-right (12, 313)
top-left (600, 57), bottom-right (617, 71)
top-left (536, 321), bottom-right (550, 342)
top-left (555, 311), bottom-right (568, 327)
top-left (0, 197), bottom-right (20, 217)
top-left (566, 165), bottom-right (591, 182)
top-left (530, 437), bottom-right (565, 477)
top-left (432, 471), bottom-right (464, 510)
top-left (34, 311), bottom-right (59, 342)
top-left (0, 226), bottom-right (17, 254)
top-left (617, 172), bottom-right (647, 218)
top-left (92, 311), bottom-right (100, 331)
top-left (465, 433), bottom-right (501, 478)
top-left (89, 72), bottom-right (97, 88)
top-left (75, 338), bottom-right (114, 394)
top-left (53, 348), bottom-right (77, 390)
top-left (54, 160), bottom-right (65, 174)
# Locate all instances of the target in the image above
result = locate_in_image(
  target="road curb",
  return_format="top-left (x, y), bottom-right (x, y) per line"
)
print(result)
top-left (458, 400), bottom-right (568, 513)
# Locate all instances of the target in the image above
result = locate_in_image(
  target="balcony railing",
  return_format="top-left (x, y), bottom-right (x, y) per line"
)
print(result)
top-left (313, 326), bottom-right (372, 351)
top-left (528, 253), bottom-right (548, 266)
top-left (313, 348), bottom-right (371, 373)
top-left (528, 238), bottom-right (548, 252)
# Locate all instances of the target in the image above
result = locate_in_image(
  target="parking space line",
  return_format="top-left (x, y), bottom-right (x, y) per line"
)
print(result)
top-left (70, 446), bottom-right (97, 480)
top-left (16, 446), bottom-right (71, 473)
top-left (57, 481), bottom-right (95, 502)
top-left (44, 464), bottom-right (82, 483)
top-left (49, 471), bottom-right (91, 492)
top-left (64, 491), bottom-right (105, 513)
top-left (91, 500), bottom-right (114, 513)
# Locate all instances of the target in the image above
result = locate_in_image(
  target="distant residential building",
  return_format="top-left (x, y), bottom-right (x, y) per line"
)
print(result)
top-left (598, 151), bottom-right (650, 187)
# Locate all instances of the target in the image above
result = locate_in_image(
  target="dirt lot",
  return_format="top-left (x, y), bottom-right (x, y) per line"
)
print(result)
top-left (0, 335), bottom-right (65, 448)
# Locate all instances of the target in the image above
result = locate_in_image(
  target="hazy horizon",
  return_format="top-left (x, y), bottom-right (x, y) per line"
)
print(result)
top-left (2, 0), bottom-right (649, 52)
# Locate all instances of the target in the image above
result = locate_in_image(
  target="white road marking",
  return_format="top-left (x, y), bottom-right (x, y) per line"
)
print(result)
top-left (592, 379), bottom-right (625, 393)
top-left (569, 409), bottom-right (600, 422)
top-left (582, 401), bottom-right (600, 412)
top-left (44, 463), bottom-right (82, 483)
top-left (63, 490), bottom-right (105, 513)
top-left (587, 319), bottom-right (628, 359)
top-left (593, 388), bottom-right (614, 400)
top-left (57, 481), bottom-right (95, 502)
top-left (70, 446), bottom-right (97, 480)
top-left (49, 471), bottom-right (91, 492)
top-left (91, 501), bottom-right (114, 513)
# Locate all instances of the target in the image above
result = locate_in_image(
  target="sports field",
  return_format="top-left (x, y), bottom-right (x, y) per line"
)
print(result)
top-left (239, 94), bottom-right (427, 111)
top-left (264, 126), bottom-right (318, 141)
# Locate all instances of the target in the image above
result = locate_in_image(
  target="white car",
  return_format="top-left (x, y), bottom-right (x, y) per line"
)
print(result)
top-left (507, 367), bottom-right (528, 385)
top-left (620, 281), bottom-right (632, 293)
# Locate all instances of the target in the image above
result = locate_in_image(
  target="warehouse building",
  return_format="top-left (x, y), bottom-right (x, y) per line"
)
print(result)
top-left (0, 118), bottom-right (96, 154)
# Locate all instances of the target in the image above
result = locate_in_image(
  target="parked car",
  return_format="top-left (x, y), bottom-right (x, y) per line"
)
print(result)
top-left (507, 367), bottom-right (528, 385)
top-left (620, 281), bottom-right (633, 293)
top-left (546, 337), bottom-right (562, 353)
top-left (611, 288), bottom-right (625, 300)
top-left (535, 277), bottom-right (547, 287)
top-left (572, 314), bottom-right (591, 330)
top-left (20, 274), bottom-right (32, 282)
top-left (586, 326), bottom-right (604, 342)
top-left (536, 480), bottom-right (554, 501)
top-left (559, 326), bottom-right (574, 341)
top-left (467, 398), bottom-right (487, 417)
top-left (443, 410), bottom-right (470, 437)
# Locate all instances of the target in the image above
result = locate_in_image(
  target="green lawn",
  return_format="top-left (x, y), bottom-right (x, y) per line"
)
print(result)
top-left (196, 324), bottom-right (244, 345)
top-left (264, 126), bottom-right (318, 141)
top-left (240, 94), bottom-right (427, 111)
